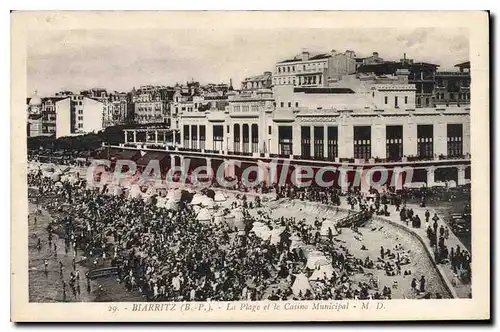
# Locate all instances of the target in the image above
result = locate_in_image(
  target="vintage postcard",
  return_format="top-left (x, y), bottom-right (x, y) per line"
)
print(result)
top-left (11, 11), bottom-right (490, 322)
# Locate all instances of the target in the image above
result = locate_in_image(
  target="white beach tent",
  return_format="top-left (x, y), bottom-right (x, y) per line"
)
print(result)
top-left (156, 196), bottom-right (167, 208)
top-left (129, 184), bottom-right (143, 199)
top-left (200, 196), bottom-right (215, 208)
top-left (320, 222), bottom-right (339, 237)
top-left (196, 208), bottom-right (212, 222)
top-left (214, 191), bottom-right (227, 202)
top-left (190, 193), bottom-right (204, 206)
top-left (250, 222), bottom-right (271, 240)
top-left (164, 199), bottom-right (178, 211)
top-left (292, 273), bottom-right (312, 296)
top-left (309, 264), bottom-right (335, 281)
top-left (269, 227), bottom-right (285, 245)
top-left (166, 189), bottom-right (182, 202)
top-left (306, 255), bottom-right (330, 270)
top-left (290, 235), bottom-right (306, 250)
top-left (213, 211), bottom-right (225, 224)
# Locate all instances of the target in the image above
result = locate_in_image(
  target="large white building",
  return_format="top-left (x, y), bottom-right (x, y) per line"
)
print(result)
top-left (54, 95), bottom-right (105, 138)
top-left (115, 70), bottom-right (471, 190)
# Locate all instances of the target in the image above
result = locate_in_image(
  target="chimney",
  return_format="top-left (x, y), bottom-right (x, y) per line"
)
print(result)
top-left (264, 71), bottom-right (272, 76)
top-left (373, 52), bottom-right (379, 58)
top-left (331, 49), bottom-right (337, 56)
top-left (301, 50), bottom-right (310, 61)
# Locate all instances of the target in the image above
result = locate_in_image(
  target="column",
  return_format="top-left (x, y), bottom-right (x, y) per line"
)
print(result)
top-left (239, 125), bottom-right (243, 152)
top-left (310, 126), bottom-right (314, 157)
top-left (145, 130), bottom-right (149, 143)
top-left (206, 157), bottom-right (212, 178)
top-left (370, 124), bottom-right (383, 160)
top-left (463, 122), bottom-right (471, 156)
top-left (272, 124), bottom-right (279, 155)
top-left (206, 124), bottom-right (213, 151)
top-left (170, 154), bottom-right (175, 170)
top-left (457, 165), bottom-right (466, 186)
top-left (323, 125), bottom-right (328, 159)
top-left (426, 166), bottom-right (435, 187)
top-left (338, 123), bottom-right (353, 159)
top-left (133, 130), bottom-right (137, 143)
top-left (434, 121), bottom-right (447, 157)
top-left (172, 130), bottom-right (176, 146)
top-left (124, 130), bottom-right (128, 143)
top-left (155, 130), bottom-right (158, 144)
top-left (197, 125), bottom-right (200, 150)
top-left (403, 123), bottom-right (417, 157)
top-left (249, 125), bottom-right (253, 153)
top-left (292, 125), bottom-right (301, 156)
top-left (180, 155), bottom-right (185, 170)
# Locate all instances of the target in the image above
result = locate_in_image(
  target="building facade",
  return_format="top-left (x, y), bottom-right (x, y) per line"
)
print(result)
top-left (55, 95), bottom-right (104, 138)
top-left (241, 71), bottom-right (273, 91)
top-left (273, 50), bottom-right (356, 88)
top-left (116, 72), bottom-right (471, 190)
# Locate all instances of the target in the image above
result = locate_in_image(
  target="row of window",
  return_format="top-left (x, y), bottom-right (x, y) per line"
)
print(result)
top-left (276, 124), bottom-right (464, 159)
top-left (274, 75), bottom-right (323, 86)
top-left (383, 96), bottom-right (409, 107)
top-left (435, 93), bottom-right (470, 100)
top-left (233, 105), bottom-right (260, 112)
top-left (276, 62), bottom-right (325, 74)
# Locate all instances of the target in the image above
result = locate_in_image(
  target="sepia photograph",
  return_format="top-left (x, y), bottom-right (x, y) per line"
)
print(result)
top-left (11, 11), bottom-right (490, 322)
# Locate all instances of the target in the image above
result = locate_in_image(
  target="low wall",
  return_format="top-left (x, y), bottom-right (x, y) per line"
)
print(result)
top-left (372, 215), bottom-right (458, 298)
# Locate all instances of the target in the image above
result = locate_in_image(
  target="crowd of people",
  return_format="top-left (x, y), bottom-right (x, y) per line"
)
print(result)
top-left (28, 153), bottom-right (474, 302)
top-left (29, 164), bottom-right (449, 301)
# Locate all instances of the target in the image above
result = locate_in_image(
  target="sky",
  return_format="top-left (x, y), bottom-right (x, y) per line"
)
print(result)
top-left (27, 27), bottom-right (469, 96)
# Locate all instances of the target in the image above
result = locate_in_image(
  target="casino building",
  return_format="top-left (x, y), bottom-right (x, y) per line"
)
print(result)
top-left (103, 54), bottom-right (471, 191)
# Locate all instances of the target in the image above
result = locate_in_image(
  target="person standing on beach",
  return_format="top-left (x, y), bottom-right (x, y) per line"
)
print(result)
top-left (420, 276), bottom-right (426, 293)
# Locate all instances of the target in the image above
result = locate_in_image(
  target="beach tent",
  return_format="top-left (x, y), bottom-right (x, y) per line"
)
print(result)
top-left (214, 191), bottom-right (227, 202)
top-left (196, 208), bottom-right (212, 222)
top-left (269, 227), bottom-right (285, 245)
top-left (190, 193), bottom-right (204, 205)
top-left (164, 199), bottom-right (178, 211)
top-left (156, 196), bottom-right (167, 208)
top-left (250, 222), bottom-right (271, 240)
top-left (320, 222), bottom-right (339, 237)
top-left (166, 189), bottom-right (182, 202)
top-left (306, 255), bottom-right (330, 270)
top-left (107, 185), bottom-right (123, 197)
top-left (213, 211), bottom-right (225, 224)
top-left (200, 196), bottom-right (215, 208)
top-left (309, 264), bottom-right (335, 281)
top-left (129, 184), bottom-right (143, 199)
top-left (292, 273), bottom-right (312, 296)
top-left (225, 213), bottom-right (245, 231)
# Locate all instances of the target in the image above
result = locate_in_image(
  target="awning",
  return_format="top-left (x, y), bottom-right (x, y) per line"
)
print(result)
top-left (136, 151), bottom-right (170, 167)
